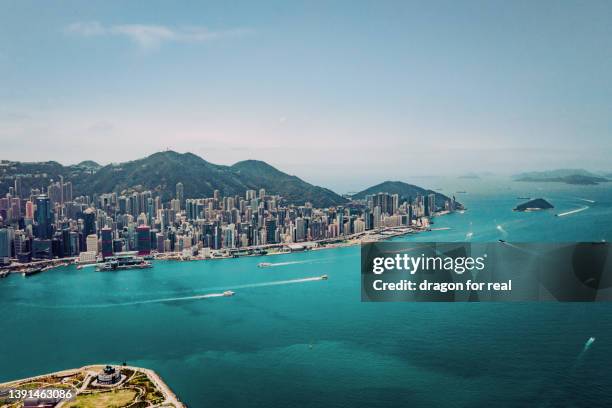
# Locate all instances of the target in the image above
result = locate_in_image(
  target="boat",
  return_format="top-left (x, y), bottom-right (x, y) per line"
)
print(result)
top-left (517, 197), bottom-right (531, 200)
top-left (96, 255), bottom-right (152, 271)
top-left (0, 270), bottom-right (9, 278)
top-left (320, 274), bottom-right (328, 280)
top-left (456, 191), bottom-right (467, 194)
top-left (258, 262), bottom-right (273, 268)
top-left (223, 290), bottom-right (235, 297)
top-left (22, 267), bottom-right (43, 277)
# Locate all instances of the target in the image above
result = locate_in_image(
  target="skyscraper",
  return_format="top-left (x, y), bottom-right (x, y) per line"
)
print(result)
top-left (35, 195), bottom-right (52, 239)
top-left (265, 218), bottom-right (277, 244)
top-left (0, 228), bottom-right (11, 264)
top-left (176, 182), bottom-right (184, 209)
top-left (82, 208), bottom-right (96, 237)
top-left (101, 227), bottom-right (113, 258)
top-left (14, 177), bottom-right (22, 198)
top-left (136, 225), bottom-right (151, 255)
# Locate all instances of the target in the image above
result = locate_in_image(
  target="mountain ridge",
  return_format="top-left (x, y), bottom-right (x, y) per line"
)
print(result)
top-left (513, 169), bottom-right (609, 185)
top-left (1, 152), bottom-right (459, 209)
top-left (0, 151), bottom-right (348, 207)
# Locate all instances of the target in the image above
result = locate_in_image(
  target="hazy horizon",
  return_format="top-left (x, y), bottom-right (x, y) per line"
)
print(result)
top-left (1, 1), bottom-right (611, 191)
top-left (3, 149), bottom-right (611, 194)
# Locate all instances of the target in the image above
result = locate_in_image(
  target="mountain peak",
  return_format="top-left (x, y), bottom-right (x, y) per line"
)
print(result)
top-left (231, 160), bottom-right (283, 175)
top-left (352, 180), bottom-right (457, 210)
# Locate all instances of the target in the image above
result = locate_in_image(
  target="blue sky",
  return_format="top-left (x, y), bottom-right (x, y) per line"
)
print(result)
top-left (0, 0), bottom-right (610, 191)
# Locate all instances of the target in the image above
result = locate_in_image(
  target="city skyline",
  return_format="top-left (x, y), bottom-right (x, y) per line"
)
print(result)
top-left (1, 0), bottom-right (611, 190)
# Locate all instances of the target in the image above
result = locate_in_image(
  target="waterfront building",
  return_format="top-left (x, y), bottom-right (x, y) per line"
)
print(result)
top-left (136, 225), bottom-right (151, 255)
top-left (79, 251), bottom-right (97, 263)
top-left (86, 234), bottom-right (98, 253)
top-left (101, 227), bottom-right (113, 258)
top-left (32, 239), bottom-right (52, 259)
top-left (265, 218), bottom-right (277, 244)
top-left (97, 365), bottom-right (121, 385)
top-left (0, 228), bottom-right (11, 264)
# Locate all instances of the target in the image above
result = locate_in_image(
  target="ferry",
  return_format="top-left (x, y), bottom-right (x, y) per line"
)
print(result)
top-left (96, 256), bottom-right (153, 272)
top-left (320, 274), bottom-right (328, 280)
top-left (223, 290), bottom-right (235, 297)
top-left (258, 262), bottom-right (273, 268)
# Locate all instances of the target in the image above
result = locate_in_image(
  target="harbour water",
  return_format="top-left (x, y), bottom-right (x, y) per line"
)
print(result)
top-left (1, 177), bottom-right (612, 407)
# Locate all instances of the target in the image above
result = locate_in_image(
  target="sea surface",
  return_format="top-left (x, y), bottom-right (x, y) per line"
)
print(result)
top-left (1, 177), bottom-right (612, 407)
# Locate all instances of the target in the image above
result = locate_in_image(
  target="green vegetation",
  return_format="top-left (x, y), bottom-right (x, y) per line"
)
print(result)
top-left (126, 372), bottom-right (164, 405)
top-left (351, 180), bottom-right (456, 209)
top-left (64, 389), bottom-right (138, 408)
top-left (514, 198), bottom-right (554, 211)
top-left (0, 151), bottom-right (347, 207)
top-left (513, 169), bottom-right (609, 185)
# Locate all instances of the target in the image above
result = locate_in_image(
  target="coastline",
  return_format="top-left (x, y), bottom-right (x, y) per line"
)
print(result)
top-left (0, 211), bottom-right (460, 274)
top-left (0, 364), bottom-right (186, 408)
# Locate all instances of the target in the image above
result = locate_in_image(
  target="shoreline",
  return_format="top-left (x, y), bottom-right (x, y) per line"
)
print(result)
top-left (0, 364), bottom-right (186, 408)
top-left (0, 211), bottom-right (461, 274)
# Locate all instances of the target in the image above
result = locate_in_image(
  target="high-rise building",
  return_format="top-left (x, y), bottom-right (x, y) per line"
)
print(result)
top-left (0, 228), bottom-right (11, 264)
top-left (25, 200), bottom-right (34, 219)
top-left (14, 177), bottom-right (22, 198)
top-left (82, 208), bottom-right (96, 237)
top-left (35, 195), bottom-right (52, 239)
top-left (295, 217), bottom-right (306, 241)
top-left (101, 227), bottom-right (113, 258)
top-left (63, 181), bottom-right (73, 203)
top-left (265, 218), bottom-right (277, 244)
top-left (176, 182), bottom-right (184, 209)
top-left (136, 225), bottom-right (151, 255)
top-left (86, 234), bottom-right (98, 254)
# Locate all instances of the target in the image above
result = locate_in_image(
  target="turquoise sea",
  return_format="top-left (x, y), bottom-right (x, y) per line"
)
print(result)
top-left (1, 177), bottom-right (612, 407)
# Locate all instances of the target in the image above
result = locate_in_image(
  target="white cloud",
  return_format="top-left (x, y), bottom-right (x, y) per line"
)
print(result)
top-left (65, 21), bottom-right (251, 49)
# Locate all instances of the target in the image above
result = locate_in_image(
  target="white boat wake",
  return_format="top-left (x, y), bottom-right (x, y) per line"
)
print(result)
top-left (556, 206), bottom-right (589, 217)
top-left (575, 337), bottom-right (596, 366)
top-left (17, 276), bottom-right (327, 309)
top-left (261, 260), bottom-right (317, 267)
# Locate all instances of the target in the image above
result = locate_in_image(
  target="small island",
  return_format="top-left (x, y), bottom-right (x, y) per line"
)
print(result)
top-left (0, 365), bottom-right (185, 408)
top-left (513, 169), bottom-right (609, 185)
top-left (514, 198), bottom-right (554, 212)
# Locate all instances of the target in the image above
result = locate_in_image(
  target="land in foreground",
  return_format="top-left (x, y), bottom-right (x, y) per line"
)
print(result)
top-left (0, 365), bottom-right (185, 408)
